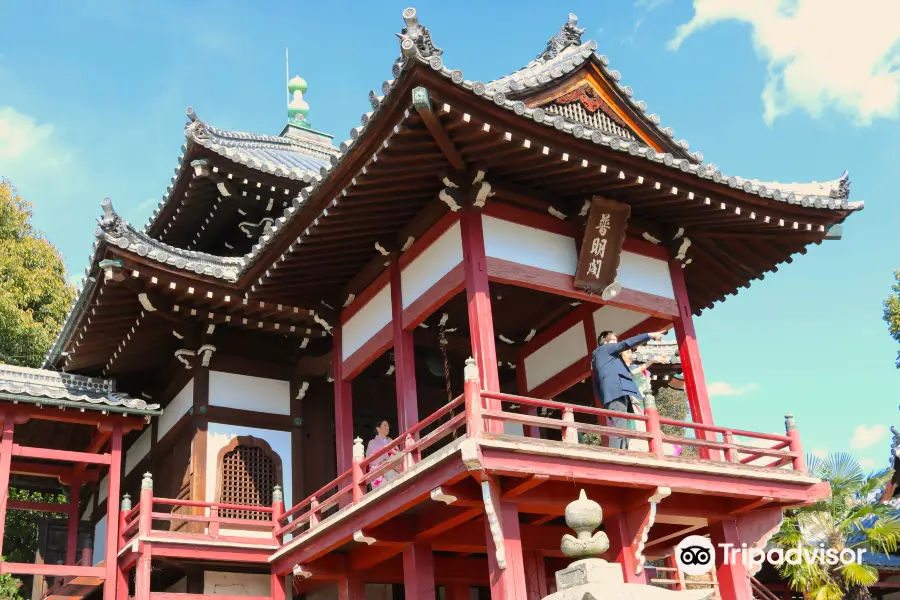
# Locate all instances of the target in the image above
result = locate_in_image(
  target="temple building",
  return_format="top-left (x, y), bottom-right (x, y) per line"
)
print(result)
top-left (0, 8), bottom-right (862, 600)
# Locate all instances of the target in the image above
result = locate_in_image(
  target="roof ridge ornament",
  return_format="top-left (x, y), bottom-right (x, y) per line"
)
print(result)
top-left (539, 13), bottom-right (585, 61)
top-left (397, 8), bottom-right (442, 59)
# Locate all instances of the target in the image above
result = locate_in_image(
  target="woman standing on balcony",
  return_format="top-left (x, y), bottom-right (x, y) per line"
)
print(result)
top-left (366, 419), bottom-right (401, 489)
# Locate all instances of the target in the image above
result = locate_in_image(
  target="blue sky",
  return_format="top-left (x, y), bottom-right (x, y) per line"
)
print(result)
top-left (2, 0), bottom-right (898, 469)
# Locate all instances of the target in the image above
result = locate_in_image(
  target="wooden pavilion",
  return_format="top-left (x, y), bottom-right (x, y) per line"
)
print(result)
top-left (3, 7), bottom-right (865, 600)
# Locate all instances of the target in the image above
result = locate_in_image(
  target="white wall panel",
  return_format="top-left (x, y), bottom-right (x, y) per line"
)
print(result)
top-left (157, 379), bottom-right (193, 441)
top-left (92, 516), bottom-right (106, 566)
top-left (401, 222), bottom-right (463, 309)
top-left (124, 427), bottom-right (152, 476)
top-left (209, 371), bottom-right (290, 415)
top-left (342, 283), bottom-right (392, 361)
top-left (524, 322), bottom-right (587, 390)
top-left (618, 252), bottom-right (675, 299)
top-left (592, 306), bottom-right (649, 340)
top-left (204, 572), bottom-right (270, 596)
top-left (483, 216), bottom-right (577, 275)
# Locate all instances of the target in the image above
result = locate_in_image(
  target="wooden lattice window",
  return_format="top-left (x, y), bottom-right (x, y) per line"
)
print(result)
top-left (214, 436), bottom-right (283, 520)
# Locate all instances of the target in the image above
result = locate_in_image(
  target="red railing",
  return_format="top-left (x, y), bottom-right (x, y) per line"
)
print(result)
top-left (118, 474), bottom-right (283, 550)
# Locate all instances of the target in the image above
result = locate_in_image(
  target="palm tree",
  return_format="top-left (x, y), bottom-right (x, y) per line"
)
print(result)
top-left (772, 452), bottom-right (900, 599)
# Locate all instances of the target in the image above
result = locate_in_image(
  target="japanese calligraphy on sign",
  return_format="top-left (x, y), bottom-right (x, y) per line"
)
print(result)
top-left (574, 196), bottom-right (631, 294)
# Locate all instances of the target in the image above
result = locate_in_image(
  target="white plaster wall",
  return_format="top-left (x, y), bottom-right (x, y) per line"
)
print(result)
top-left (81, 496), bottom-right (94, 522)
top-left (401, 222), bottom-right (463, 309)
top-left (164, 578), bottom-right (187, 593)
top-left (92, 516), bottom-right (106, 566)
top-left (483, 216), bottom-right (577, 275)
top-left (524, 322), bottom-right (588, 390)
top-left (617, 252), bottom-right (675, 299)
top-left (592, 306), bottom-right (649, 339)
top-left (343, 283), bottom-right (392, 360)
top-left (206, 423), bottom-right (292, 535)
top-left (204, 572), bottom-right (270, 596)
top-left (124, 427), bottom-right (153, 476)
top-left (97, 475), bottom-right (108, 504)
top-left (157, 379), bottom-right (193, 441)
top-left (209, 371), bottom-right (290, 415)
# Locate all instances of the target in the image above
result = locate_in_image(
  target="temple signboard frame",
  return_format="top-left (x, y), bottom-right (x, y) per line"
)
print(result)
top-left (574, 196), bottom-right (631, 295)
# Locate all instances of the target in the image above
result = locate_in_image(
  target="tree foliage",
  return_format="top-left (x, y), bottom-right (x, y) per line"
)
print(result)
top-left (0, 178), bottom-right (74, 368)
top-left (884, 270), bottom-right (900, 369)
top-left (772, 453), bottom-right (900, 600)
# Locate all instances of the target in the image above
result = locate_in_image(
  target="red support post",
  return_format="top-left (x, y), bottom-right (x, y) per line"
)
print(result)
top-left (709, 519), bottom-right (753, 600)
top-left (103, 425), bottom-right (123, 600)
top-left (665, 555), bottom-right (683, 590)
top-left (446, 583), bottom-right (470, 600)
top-left (390, 259), bottom-right (420, 436)
top-left (669, 260), bottom-right (717, 455)
top-left (334, 324), bottom-right (354, 474)
top-left (271, 572), bottom-right (287, 600)
top-left (604, 513), bottom-right (646, 584)
top-left (402, 542), bottom-right (436, 600)
top-left (483, 481), bottom-right (528, 599)
top-left (352, 438), bottom-right (365, 503)
top-left (460, 208), bottom-right (500, 403)
top-left (116, 494), bottom-right (130, 600)
top-left (644, 401), bottom-right (665, 460)
top-left (464, 358), bottom-right (483, 437)
top-left (66, 471), bottom-right (81, 565)
top-left (523, 551), bottom-right (548, 600)
top-left (272, 485), bottom-right (285, 545)
top-left (336, 575), bottom-right (365, 600)
top-left (785, 414), bottom-right (807, 474)
top-left (0, 417), bottom-right (17, 547)
top-left (209, 506), bottom-right (220, 537)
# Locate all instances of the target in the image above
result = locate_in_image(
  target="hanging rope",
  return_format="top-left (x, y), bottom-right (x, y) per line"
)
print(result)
top-left (438, 318), bottom-right (453, 404)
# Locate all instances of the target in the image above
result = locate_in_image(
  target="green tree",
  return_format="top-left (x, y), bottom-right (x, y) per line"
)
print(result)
top-left (884, 270), bottom-right (900, 368)
top-left (772, 453), bottom-right (900, 600)
top-left (0, 178), bottom-right (74, 367)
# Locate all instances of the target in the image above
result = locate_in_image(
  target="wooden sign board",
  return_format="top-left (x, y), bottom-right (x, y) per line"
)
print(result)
top-left (574, 196), bottom-right (631, 293)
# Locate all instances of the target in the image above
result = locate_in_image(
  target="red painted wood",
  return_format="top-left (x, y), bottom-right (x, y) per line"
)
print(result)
top-left (401, 263), bottom-right (465, 330)
top-left (528, 357), bottom-right (591, 400)
top-left (10, 460), bottom-right (96, 481)
top-left (670, 258), bottom-right (717, 456)
top-left (484, 489), bottom-right (528, 599)
top-left (336, 576), bottom-right (366, 600)
top-left (11, 444), bottom-right (111, 465)
top-left (523, 551), bottom-right (548, 600)
top-left (271, 572), bottom-right (287, 600)
top-left (391, 260), bottom-right (419, 434)
top-left (103, 426), bottom-right (123, 600)
top-left (485, 257), bottom-right (679, 318)
top-left (787, 428), bottom-right (807, 474)
top-left (1, 420), bottom-right (38, 569)
top-left (0, 562), bottom-right (105, 577)
top-left (605, 512), bottom-right (647, 584)
top-left (334, 325), bottom-right (354, 473)
top-left (483, 202), bottom-right (580, 238)
top-left (149, 595), bottom-right (270, 600)
top-left (461, 208), bottom-right (501, 399)
top-left (399, 212), bottom-right (460, 269)
top-left (342, 270), bottom-right (391, 324)
top-left (6, 499), bottom-right (72, 513)
top-left (134, 544), bottom-right (152, 600)
top-left (403, 542), bottom-right (436, 600)
top-left (622, 237), bottom-right (670, 261)
top-left (446, 583), bottom-right (471, 600)
top-left (66, 471), bottom-right (81, 565)
top-left (342, 323), bottom-right (393, 381)
top-left (710, 519), bottom-right (753, 600)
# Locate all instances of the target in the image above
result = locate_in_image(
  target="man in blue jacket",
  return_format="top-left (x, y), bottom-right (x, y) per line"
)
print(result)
top-left (592, 329), bottom-right (664, 449)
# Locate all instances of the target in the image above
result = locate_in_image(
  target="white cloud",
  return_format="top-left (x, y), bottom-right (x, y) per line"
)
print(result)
top-left (636, 0), bottom-right (671, 11)
top-left (707, 381), bottom-right (758, 397)
top-left (0, 107), bottom-right (73, 175)
top-left (850, 424), bottom-right (887, 450)
top-left (810, 447), bottom-right (828, 459)
top-left (860, 458), bottom-right (877, 470)
top-left (669, 0), bottom-right (900, 125)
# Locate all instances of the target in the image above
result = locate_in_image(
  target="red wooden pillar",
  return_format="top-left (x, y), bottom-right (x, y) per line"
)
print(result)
top-left (103, 425), bottom-right (123, 600)
top-left (782, 587), bottom-right (792, 600)
top-left (523, 551), bottom-right (548, 599)
top-left (484, 481), bottom-right (528, 599)
top-left (334, 324), bottom-right (354, 473)
top-left (709, 519), bottom-right (752, 600)
top-left (390, 259), bottom-right (419, 434)
top-left (403, 542), bottom-right (435, 600)
top-left (582, 312), bottom-right (610, 442)
top-left (460, 208), bottom-right (500, 407)
top-left (604, 513), bottom-right (646, 584)
top-left (0, 416), bottom-right (16, 548)
top-left (66, 471), bottom-right (81, 565)
top-left (665, 554), bottom-right (683, 590)
top-left (337, 575), bottom-right (366, 600)
top-left (446, 583), bottom-right (470, 600)
top-left (669, 260), bottom-right (714, 428)
top-left (271, 572), bottom-right (287, 600)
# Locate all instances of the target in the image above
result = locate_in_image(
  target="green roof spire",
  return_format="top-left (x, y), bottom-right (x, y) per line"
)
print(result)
top-left (288, 75), bottom-right (311, 129)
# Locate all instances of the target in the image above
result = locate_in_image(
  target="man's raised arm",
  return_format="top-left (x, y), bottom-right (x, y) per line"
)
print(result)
top-left (611, 331), bottom-right (664, 355)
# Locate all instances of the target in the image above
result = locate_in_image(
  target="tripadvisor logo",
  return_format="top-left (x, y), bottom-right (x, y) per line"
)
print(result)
top-left (675, 535), bottom-right (866, 575)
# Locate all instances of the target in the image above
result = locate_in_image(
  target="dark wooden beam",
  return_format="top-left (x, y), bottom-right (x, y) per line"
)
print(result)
top-left (412, 87), bottom-right (466, 173)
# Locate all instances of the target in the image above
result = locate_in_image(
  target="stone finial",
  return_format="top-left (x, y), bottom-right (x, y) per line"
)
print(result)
top-left (352, 437), bottom-right (365, 460)
top-left (561, 490), bottom-right (609, 558)
top-left (141, 472), bottom-right (153, 491)
top-left (538, 13), bottom-right (586, 61)
top-left (121, 493), bottom-right (132, 512)
top-left (397, 7), bottom-right (442, 59)
top-left (785, 413), bottom-right (797, 432)
top-left (272, 485), bottom-right (284, 503)
top-left (464, 357), bottom-right (479, 382)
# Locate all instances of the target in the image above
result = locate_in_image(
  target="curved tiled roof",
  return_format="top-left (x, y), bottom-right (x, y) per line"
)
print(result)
top-left (0, 364), bottom-right (160, 414)
top-left (143, 108), bottom-right (339, 234)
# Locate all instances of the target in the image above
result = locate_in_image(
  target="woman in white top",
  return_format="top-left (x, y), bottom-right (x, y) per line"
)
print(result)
top-left (366, 419), bottom-right (401, 489)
